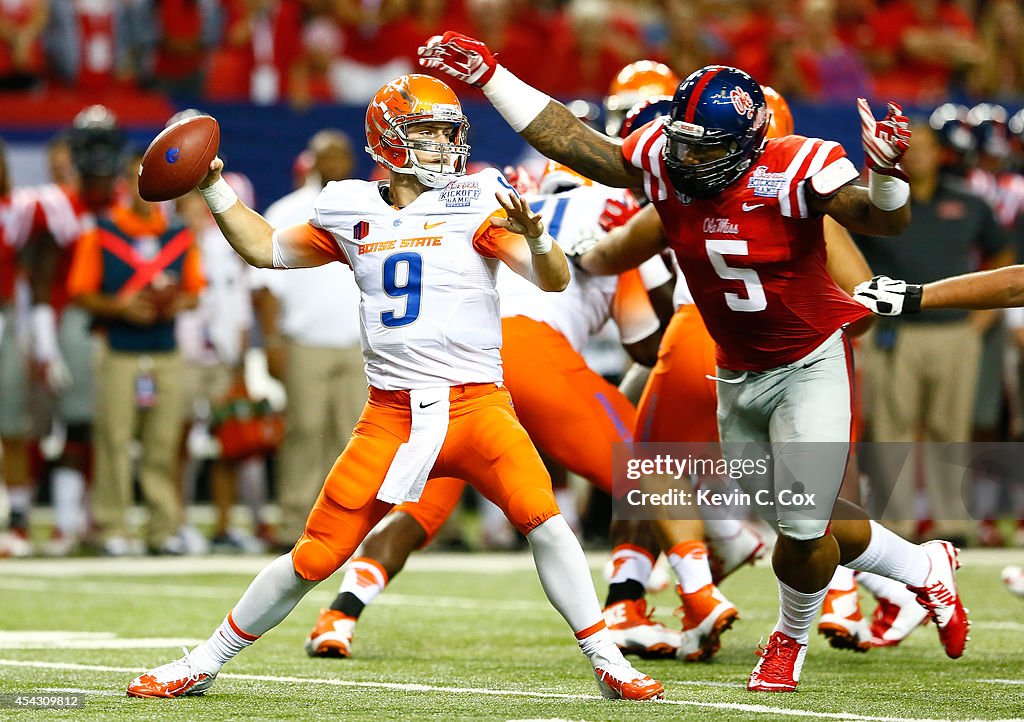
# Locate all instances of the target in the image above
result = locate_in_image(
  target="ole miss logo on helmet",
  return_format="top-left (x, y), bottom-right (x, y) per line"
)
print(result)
top-left (730, 87), bottom-right (755, 119)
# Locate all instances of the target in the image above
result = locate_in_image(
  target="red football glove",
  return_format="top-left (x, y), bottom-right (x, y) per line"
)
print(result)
top-left (502, 165), bottom-right (539, 196)
top-left (598, 193), bottom-right (641, 232)
top-left (417, 31), bottom-right (498, 88)
top-left (857, 98), bottom-right (911, 182)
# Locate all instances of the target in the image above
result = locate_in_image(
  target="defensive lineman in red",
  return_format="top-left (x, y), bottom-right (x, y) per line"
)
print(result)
top-left (419, 33), bottom-right (970, 691)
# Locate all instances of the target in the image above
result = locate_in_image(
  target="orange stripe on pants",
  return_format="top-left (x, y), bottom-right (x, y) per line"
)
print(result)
top-left (636, 305), bottom-right (719, 443)
top-left (293, 383), bottom-right (558, 581)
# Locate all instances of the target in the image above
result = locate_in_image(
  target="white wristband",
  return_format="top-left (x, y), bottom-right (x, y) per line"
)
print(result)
top-left (482, 65), bottom-right (552, 133)
top-left (199, 177), bottom-right (239, 215)
top-left (868, 170), bottom-right (910, 212)
top-left (526, 232), bottom-right (553, 255)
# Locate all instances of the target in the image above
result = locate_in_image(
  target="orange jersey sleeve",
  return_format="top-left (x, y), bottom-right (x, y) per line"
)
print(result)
top-left (66, 228), bottom-right (103, 298)
top-left (273, 222), bottom-right (349, 268)
top-left (181, 242), bottom-right (206, 294)
top-left (472, 208), bottom-right (531, 277)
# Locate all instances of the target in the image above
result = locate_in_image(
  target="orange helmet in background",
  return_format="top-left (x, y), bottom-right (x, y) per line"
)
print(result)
top-left (604, 61), bottom-right (680, 136)
top-left (365, 74), bottom-right (470, 188)
top-left (762, 85), bottom-right (793, 139)
top-left (539, 160), bottom-right (593, 194)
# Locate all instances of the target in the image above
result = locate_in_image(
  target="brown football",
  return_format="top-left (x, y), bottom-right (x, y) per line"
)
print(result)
top-left (138, 115), bottom-right (220, 202)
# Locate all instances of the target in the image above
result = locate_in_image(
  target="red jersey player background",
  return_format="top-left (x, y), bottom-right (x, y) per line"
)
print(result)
top-left (419, 32), bottom-right (969, 692)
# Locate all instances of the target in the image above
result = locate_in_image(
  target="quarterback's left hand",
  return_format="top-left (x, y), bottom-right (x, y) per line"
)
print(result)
top-left (492, 191), bottom-right (544, 239)
top-left (857, 98), bottom-right (911, 181)
top-left (853, 275), bottom-right (922, 316)
top-left (418, 32), bottom-right (498, 87)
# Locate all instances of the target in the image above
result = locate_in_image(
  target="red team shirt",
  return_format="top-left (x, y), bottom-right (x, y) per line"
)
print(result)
top-left (622, 122), bottom-right (870, 372)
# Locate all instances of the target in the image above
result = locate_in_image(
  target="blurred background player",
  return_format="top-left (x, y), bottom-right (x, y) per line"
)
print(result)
top-left (127, 74), bottom-right (663, 702)
top-left (67, 149), bottom-right (204, 556)
top-left (250, 128), bottom-right (364, 552)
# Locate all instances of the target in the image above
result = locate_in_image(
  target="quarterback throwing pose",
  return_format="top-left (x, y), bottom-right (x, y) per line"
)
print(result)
top-left (419, 34), bottom-right (969, 691)
top-left (126, 74), bottom-right (663, 702)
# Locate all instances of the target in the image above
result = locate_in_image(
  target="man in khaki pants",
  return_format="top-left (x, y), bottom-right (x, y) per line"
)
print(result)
top-left (251, 130), bottom-right (365, 547)
top-left (856, 124), bottom-right (1011, 544)
top-left (68, 152), bottom-right (204, 555)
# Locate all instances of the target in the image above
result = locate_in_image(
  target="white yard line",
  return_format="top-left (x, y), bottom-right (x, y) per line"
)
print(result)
top-left (0, 658), bottom-right (1018, 722)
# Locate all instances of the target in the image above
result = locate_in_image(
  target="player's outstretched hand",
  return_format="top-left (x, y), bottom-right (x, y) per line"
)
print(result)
top-left (198, 156), bottom-right (225, 190)
top-left (857, 98), bottom-right (911, 181)
top-left (418, 31), bottom-right (497, 87)
top-left (853, 275), bottom-right (922, 315)
top-left (492, 191), bottom-right (544, 240)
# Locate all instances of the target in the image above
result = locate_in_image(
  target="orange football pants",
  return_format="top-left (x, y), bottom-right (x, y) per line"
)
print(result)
top-left (291, 382), bottom-right (559, 581)
top-left (397, 315), bottom-right (637, 542)
top-left (636, 305), bottom-right (719, 443)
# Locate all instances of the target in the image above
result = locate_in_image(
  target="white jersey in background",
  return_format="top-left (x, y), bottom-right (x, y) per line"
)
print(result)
top-left (275, 168), bottom-right (520, 390)
top-left (251, 182), bottom-right (362, 349)
top-left (497, 185), bottom-right (668, 352)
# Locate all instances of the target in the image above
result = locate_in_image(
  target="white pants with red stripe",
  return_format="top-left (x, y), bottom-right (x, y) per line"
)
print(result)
top-left (715, 329), bottom-right (852, 541)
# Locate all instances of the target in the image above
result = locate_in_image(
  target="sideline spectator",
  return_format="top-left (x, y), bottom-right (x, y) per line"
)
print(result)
top-left (68, 151), bottom-right (204, 555)
top-left (0, 0), bottom-right (47, 90)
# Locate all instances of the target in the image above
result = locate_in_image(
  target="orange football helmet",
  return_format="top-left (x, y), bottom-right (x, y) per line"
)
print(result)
top-left (762, 85), bottom-right (793, 139)
top-left (539, 160), bottom-right (593, 194)
top-left (605, 61), bottom-right (680, 135)
top-left (365, 74), bottom-right (470, 188)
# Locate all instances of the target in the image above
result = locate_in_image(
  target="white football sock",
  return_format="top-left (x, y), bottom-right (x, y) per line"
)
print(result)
top-left (775, 580), bottom-right (828, 644)
top-left (607, 544), bottom-right (655, 587)
top-left (338, 557), bottom-right (388, 605)
top-left (703, 517), bottom-right (744, 541)
top-left (51, 466), bottom-right (85, 536)
top-left (189, 612), bottom-right (257, 675)
top-left (527, 515), bottom-right (615, 663)
top-left (230, 553), bottom-right (318, 636)
top-left (857, 570), bottom-right (918, 604)
top-left (577, 625), bottom-right (627, 669)
top-left (846, 521), bottom-right (928, 587)
top-left (668, 541), bottom-right (713, 594)
top-left (828, 564), bottom-right (856, 592)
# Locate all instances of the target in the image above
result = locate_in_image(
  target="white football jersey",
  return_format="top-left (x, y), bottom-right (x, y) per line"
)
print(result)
top-left (277, 168), bottom-right (518, 390)
top-left (497, 185), bottom-right (665, 352)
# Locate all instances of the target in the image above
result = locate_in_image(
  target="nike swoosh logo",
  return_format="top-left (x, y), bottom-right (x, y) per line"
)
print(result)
top-left (424, 221), bottom-right (446, 230)
top-left (419, 400), bottom-right (440, 409)
top-left (742, 203), bottom-right (764, 211)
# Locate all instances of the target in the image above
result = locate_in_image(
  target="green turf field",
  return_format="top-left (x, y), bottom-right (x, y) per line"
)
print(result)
top-left (0, 550), bottom-right (1022, 721)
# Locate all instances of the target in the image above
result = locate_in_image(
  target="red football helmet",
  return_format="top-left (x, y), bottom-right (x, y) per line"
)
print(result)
top-left (762, 86), bottom-right (793, 139)
top-left (365, 74), bottom-right (470, 188)
top-left (604, 61), bottom-right (680, 136)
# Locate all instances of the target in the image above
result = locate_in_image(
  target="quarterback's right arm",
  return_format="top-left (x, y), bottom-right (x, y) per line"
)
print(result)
top-left (418, 33), bottom-right (641, 189)
top-left (198, 159), bottom-right (343, 269)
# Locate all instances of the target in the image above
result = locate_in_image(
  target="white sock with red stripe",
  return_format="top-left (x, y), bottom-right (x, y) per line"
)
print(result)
top-left (775, 580), bottom-right (828, 645)
top-left (190, 553), bottom-right (318, 674)
top-left (527, 515), bottom-right (621, 666)
top-left (189, 612), bottom-right (258, 675)
top-left (338, 557), bottom-right (389, 606)
top-left (828, 564), bottom-right (857, 592)
top-left (857, 570), bottom-right (918, 604)
top-left (846, 521), bottom-right (928, 587)
top-left (607, 544), bottom-right (655, 587)
top-left (668, 540), bottom-right (713, 594)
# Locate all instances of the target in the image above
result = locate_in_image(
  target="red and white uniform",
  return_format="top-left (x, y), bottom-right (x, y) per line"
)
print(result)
top-left (623, 124), bottom-right (869, 371)
top-left (967, 168), bottom-right (1024, 231)
top-left (0, 187), bottom-right (39, 305)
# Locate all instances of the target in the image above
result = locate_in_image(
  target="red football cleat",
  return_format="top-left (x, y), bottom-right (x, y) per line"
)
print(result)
top-left (747, 631), bottom-right (807, 693)
top-left (908, 541), bottom-right (970, 659)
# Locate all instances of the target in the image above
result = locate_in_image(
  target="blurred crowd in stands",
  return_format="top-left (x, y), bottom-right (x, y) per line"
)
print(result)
top-left (2, 0), bottom-right (1024, 107)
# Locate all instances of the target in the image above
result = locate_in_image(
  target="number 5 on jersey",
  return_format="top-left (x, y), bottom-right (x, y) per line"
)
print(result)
top-left (382, 252), bottom-right (422, 327)
top-left (705, 239), bottom-right (766, 312)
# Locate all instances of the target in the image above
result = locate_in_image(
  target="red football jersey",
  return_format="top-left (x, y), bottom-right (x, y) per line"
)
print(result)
top-left (622, 123), bottom-right (870, 371)
top-left (31, 183), bottom-right (95, 312)
top-left (0, 188), bottom-right (41, 304)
